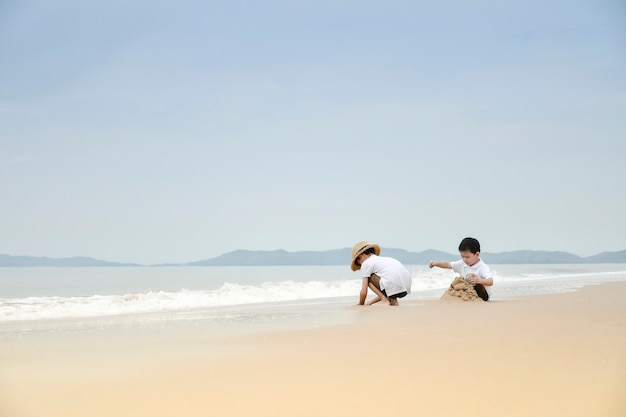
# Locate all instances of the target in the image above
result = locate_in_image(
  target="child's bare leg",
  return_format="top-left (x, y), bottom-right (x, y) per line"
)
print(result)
top-left (389, 297), bottom-right (399, 306)
top-left (366, 294), bottom-right (381, 305)
top-left (368, 274), bottom-right (390, 305)
top-left (367, 283), bottom-right (387, 305)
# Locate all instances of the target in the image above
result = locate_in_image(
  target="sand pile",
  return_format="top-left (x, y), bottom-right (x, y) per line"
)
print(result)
top-left (441, 276), bottom-right (481, 301)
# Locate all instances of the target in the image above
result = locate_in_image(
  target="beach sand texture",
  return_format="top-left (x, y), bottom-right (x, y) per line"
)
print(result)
top-left (1, 282), bottom-right (625, 417)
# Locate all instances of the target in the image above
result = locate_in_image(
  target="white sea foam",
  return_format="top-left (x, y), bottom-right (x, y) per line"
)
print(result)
top-left (0, 280), bottom-right (351, 322)
top-left (0, 271), bottom-right (454, 322)
top-left (1, 266), bottom-right (624, 322)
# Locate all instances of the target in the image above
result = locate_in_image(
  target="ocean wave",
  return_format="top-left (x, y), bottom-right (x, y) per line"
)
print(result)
top-left (3, 267), bottom-right (624, 322)
top-left (0, 270), bottom-right (457, 322)
top-left (0, 279), bottom-right (357, 322)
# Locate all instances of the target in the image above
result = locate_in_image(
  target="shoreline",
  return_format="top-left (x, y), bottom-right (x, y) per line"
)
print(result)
top-left (2, 264), bottom-right (625, 326)
top-left (1, 281), bottom-right (626, 416)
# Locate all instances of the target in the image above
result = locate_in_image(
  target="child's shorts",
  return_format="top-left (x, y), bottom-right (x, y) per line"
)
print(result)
top-left (382, 290), bottom-right (408, 299)
top-left (474, 284), bottom-right (489, 302)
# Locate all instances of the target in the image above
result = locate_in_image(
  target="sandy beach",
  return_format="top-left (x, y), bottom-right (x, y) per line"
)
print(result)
top-left (1, 281), bottom-right (625, 417)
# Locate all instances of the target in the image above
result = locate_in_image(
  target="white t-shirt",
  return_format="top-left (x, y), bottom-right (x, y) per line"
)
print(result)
top-left (450, 259), bottom-right (493, 296)
top-left (360, 255), bottom-right (412, 296)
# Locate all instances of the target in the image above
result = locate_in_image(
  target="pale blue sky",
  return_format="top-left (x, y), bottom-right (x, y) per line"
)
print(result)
top-left (1, 1), bottom-right (625, 264)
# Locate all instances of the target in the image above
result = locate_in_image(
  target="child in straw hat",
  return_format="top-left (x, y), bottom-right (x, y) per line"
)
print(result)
top-left (351, 241), bottom-right (412, 306)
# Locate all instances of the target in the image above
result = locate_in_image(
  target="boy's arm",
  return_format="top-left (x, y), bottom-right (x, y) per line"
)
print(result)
top-left (467, 275), bottom-right (493, 286)
top-left (429, 261), bottom-right (452, 269)
top-left (482, 277), bottom-right (494, 286)
top-left (468, 265), bottom-right (494, 286)
top-left (358, 277), bottom-right (369, 305)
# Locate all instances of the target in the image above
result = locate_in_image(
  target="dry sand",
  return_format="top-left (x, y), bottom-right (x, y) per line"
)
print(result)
top-left (1, 282), bottom-right (625, 417)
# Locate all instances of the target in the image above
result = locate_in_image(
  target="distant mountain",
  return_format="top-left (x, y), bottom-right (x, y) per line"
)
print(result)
top-left (186, 248), bottom-right (626, 266)
top-left (377, 248), bottom-right (457, 265)
top-left (187, 249), bottom-right (351, 266)
top-left (582, 250), bottom-right (626, 263)
top-left (482, 250), bottom-right (626, 264)
top-left (187, 248), bottom-right (456, 266)
top-left (482, 250), bottom-right (584, 264)
top-left (0, 254), bottom-right (139, 267)
top-left (1, 249), bottom-right (625, 267)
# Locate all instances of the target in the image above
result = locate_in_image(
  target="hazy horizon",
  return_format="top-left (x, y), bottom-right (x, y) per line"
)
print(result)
top-left (2, 246), bottom-right (624, 266)
top-left (2, 1), bottom-right (625, 264)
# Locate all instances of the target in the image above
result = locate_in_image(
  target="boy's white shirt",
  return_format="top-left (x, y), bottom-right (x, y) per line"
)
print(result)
top-left (450, 259), bottom-right (493, 296)
top-left (360, 254), bottom-right (412, 296)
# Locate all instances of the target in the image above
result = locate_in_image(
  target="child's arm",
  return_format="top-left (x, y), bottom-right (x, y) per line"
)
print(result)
top-left (358, 277), bottom-right (369, 305)
top-left (481, 277), bottom-right (494, 286)
top-left (467, 274), bottom-right (493, 286)
top-left (429, 261), bottom-right (451, 269)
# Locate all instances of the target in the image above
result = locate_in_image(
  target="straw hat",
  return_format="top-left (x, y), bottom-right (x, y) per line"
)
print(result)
top-left (351, 241), bottom-right (381, 271)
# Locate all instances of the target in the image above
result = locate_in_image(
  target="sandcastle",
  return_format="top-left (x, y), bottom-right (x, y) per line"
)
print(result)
top-left (442, 276), bottom-right (481, 301)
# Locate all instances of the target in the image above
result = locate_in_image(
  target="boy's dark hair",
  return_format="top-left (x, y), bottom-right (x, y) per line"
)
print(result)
top-left (363, 248), bottom-right (377, 256)
top-left (458, 237), bottom-right (481, 254)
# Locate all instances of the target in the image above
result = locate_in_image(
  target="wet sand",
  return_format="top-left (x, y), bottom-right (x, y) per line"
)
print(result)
top-left (1, 282), bottom-right (625, 417)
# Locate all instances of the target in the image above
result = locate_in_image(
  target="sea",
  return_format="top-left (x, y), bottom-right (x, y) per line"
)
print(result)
top-left (1, 264), bottom-right (626, 338)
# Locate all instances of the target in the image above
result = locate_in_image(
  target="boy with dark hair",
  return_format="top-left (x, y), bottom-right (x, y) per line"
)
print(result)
top-left (429, 237), bottom-right (493, 301)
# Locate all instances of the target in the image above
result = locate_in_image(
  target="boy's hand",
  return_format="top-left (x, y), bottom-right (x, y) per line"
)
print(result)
top-left (466, 273), bottom-right (478, 284)
top-left (428, 261), bottom-right (435, 268)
